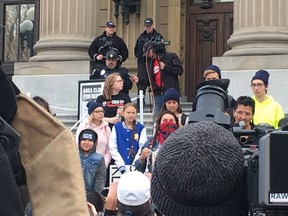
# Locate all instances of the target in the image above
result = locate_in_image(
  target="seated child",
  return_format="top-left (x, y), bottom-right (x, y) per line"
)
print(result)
top-left (79, 128), bottom-right (106, 194)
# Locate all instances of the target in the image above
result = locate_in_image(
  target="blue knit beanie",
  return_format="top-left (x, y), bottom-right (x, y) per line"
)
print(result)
top-left (163, 88), bottom-right (180, 104)
top-left (86, 100), bottom-right (103, 115)
top-left (251, 69), bottom-right (270, 85)
top-left (205, 65), bottom-right (222, 79)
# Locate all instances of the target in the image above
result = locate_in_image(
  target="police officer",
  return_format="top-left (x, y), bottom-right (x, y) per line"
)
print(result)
top-left (142, 41), bottom-right (183, 121)
top-left (88, 21), bottom-right (128, 66)
top-left (134, 18), bottom-right (164, 107)
top-left (90, 49), bottom-right (138, 95)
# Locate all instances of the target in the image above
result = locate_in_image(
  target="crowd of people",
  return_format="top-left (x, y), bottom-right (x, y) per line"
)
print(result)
top-left (22, 63), bottom-right (284, 215)
top-left (88, 19), bottom-right (183, 121)
top-left (75, 18), bottom-right (288, 216)
top-left (1, 18), bottom-right (286, 216)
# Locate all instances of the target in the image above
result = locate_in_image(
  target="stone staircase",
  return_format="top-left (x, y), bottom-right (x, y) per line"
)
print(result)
top-left (56, 101), bottom-right (193, 137)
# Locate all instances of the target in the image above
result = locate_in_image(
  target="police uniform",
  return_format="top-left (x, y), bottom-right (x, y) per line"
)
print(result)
top-left (88, 22), bottom-right (128, 66)
top-left (90, 50), bottom-right (133, 95)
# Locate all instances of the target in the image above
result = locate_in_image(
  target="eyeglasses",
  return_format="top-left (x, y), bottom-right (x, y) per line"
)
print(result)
top-left (235, 110), bottom-right (252, 117)
top-left (93, 110), bottom-right (105, 114)
top-left (115, 79), bottom-right (123, 83)
top-left (251, 83), bottom-right (264, 88)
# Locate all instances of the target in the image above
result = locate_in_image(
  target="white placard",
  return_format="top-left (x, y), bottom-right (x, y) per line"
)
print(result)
top-left (109, 165), bottom-right (135, 185)
top-left (78, 80), bottom-right (105, 119)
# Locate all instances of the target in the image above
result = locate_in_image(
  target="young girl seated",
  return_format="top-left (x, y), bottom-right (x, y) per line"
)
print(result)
top-left (160, 88), bottom-right (189, 127)
top-left (109, 103), bottom-right (147, 173)
top-left (134, 110), bottom-right (179, 173)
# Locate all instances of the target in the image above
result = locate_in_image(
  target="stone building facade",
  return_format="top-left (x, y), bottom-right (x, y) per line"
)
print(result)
top-left (13, 0), bottom-right (186, 116)
top-left (11, 0), bottom-right (288, 116)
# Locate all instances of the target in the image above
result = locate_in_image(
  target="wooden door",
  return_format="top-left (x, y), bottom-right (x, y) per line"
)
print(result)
top-left (185, 2), bottom-right (233, 101)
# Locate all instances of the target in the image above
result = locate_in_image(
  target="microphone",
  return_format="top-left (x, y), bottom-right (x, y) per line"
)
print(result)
top-left (239, 121), bottom-right (245, 129)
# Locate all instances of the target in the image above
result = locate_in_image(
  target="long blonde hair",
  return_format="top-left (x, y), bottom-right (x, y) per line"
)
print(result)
top-left (87, 112), bottom-right (102, 124)
top-left (103, 72), bottom-right (121, 100)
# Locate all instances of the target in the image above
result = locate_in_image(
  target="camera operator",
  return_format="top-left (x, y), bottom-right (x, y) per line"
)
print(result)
top-left (151, 121), bottom-right (248, 216)
top-left (90, 49), bottom-right (138, 95)
top-left (142, 41), bottom-right (183, 121)
top-left (88, 21), bottom-right (128, 66)
top-left (134, 18), bottom-right (164, 108)
top-left (250, 69), bottom-right (284, 129)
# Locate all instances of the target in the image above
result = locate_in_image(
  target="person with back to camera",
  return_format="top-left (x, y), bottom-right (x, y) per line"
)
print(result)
top-left (133, 110), bottom-right (178, 174)
top-left (76, 101), bottom-right (111, 168)
top-left (90, 49), bottom-right (138, 95)
top-left (151, 121), bottom-right (248, 216)
top-left (250, 69), bottom-right (284, 129)
top-left (142, 41), bottom-right (183, 121)
top-left (1, 61), bottom-right (91, 215)
top-left (86, 190), bottom-right (105, 216)
top-left (103, 171), bottom-right (154, 216)
top-left (88, 21), bottom-right (128, 67)
top-left (109, 103), bottom-right (147, 174)
top-left (78, 128), bottom-right (106, 195)
top-left (134, 17), bottom-right (165, 109)
top-left (96, 73), bottom-right (131, 129)
top-left (159, 88), bottom-right (189, 127)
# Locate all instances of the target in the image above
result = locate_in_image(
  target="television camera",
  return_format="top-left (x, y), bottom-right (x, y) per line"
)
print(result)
top-left (149, 35), bottom-right (169, 55)
top-left (189, 79), bottom-right (288, 216)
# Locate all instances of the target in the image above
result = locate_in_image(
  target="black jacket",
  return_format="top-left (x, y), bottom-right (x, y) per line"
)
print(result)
top-left (134, 29), bottom-right (164, 88)
top-left (146, 52), bottom-right (183, 94)
top-left (88, 32), bottom-right (129, 65)
top-left (90, 65), bottom-right (133, 95)
top-left (134, 29), bottom-right (164, 60)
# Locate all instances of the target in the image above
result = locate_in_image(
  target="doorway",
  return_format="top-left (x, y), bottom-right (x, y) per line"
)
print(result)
top-left (185, 1), bottom-right (233, 101)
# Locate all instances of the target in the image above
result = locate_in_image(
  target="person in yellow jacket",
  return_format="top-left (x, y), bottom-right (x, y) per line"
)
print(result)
top-left (251, 69), bottom-right (284, 129)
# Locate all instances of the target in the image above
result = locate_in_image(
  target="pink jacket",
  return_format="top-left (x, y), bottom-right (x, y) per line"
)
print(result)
top-left (76, 120), bottom-right (111, 168)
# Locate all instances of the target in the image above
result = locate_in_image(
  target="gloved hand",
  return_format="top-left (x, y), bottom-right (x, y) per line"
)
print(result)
top-left (119, 166), bottom-right (126, 174)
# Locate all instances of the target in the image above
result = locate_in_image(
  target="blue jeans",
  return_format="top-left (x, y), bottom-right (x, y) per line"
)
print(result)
top-left (153, 94), bottom-right (164, 122)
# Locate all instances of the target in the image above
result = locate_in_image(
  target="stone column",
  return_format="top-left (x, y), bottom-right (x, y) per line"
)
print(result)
top-left (224, 0), bottom-right (288, 56)
top-left (30, 0), bottom-right (97, 61)
top-left (14, 0), bottom-right (99, 115)
top-left (214, 0), bottom-right (288, 114)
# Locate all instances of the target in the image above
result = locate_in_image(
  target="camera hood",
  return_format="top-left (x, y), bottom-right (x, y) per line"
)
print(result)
top-left (196, 79), bottom-right (230, 92)
top-left (189, 78), bottom-right (231, 128)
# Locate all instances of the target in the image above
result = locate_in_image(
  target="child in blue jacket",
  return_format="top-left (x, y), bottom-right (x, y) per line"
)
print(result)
top-left (79, 128), bottom-right (106, 194)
